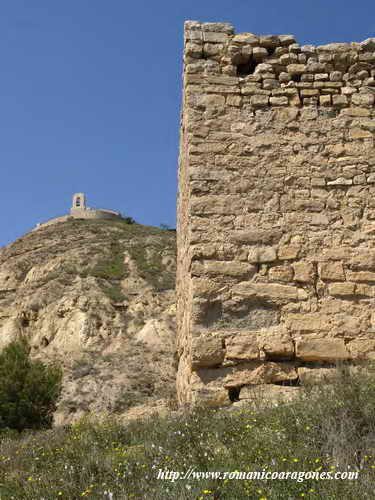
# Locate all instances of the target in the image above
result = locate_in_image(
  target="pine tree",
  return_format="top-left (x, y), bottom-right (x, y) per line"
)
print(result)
top-left (0, 339), bottom-right (62, 431)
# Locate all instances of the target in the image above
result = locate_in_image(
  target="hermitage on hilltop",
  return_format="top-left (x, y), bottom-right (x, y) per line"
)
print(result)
top-left (34, 193), bottom-right (123, 231)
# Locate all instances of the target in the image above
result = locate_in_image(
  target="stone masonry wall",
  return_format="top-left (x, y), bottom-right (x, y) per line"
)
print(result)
top-left (176, 21), bottom-right (375, 408)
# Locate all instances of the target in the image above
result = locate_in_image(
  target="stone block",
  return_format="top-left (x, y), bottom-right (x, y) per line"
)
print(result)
top-left (248, 362), bottom-right (298, 384)
top-left (191, 278), bottom-right (223, 298)
top-left (233, 282), bottom-right (299, 301)
top-left (232, 230), bottom-right (282, 245)
top-left (269, 96), bottom-right (288, 106)
top-left (189, 142), bottom-right (227, 154)
top-left (232, 33), bottom-right (259, 45)
top-left (201, 94), bottom-right (226, 108)
top-left (327, 177), bottom-right (353, 186)
top-left (320, 95), bottom-right (332, 106)
top-left (202, 22), bottom-right (234, 33)
top-left (192, 336), bottom-right (225, 369)
top-left (191, 361), bottom-right (297, 390)
top-left (287, 64), bottom-right (306, 75)
top-left (191, 389), bottom-right (232, 408)
top-left (294, 199), bottom-right (325, 212)
top-left (279, 35), bottom-right (296, 46)
top-left (347, 339), bottom-right (375, 360)
top-left (292, 261), bottom-right (315, 282)
top-left (239, 384), bottom-right (300, 404)
top-left (318, 262), bottom-right (345, 281)
top-left (295, 338), bottom-right (349, 362)
top-left (286, 313), bottom-right (330, 333)
top-left (301, 89), bottom-right (319, 97)
top-left (332, 95), bottom-right (348, 107)
top-left (263, 79), bottom-right (280, 91)
top-left (226, 333), bottom-right (259, 361)
top-left (251, 95), bottom-right (269, 108)
top-left (340, 107), bottom-right (371, 117)
top-left (252, 47), bottom-right (268, 61)
top-left (351, 93), bottom-right (375, 106)
top-left (350, 251), bottom-right (375, 269)
top-left (346, 271), bottom-right (375, 282)
top-left (248, 247), bottom-right (277, 263)
top-left (192, 260), bottom-right (257, 278)
top-left (227, 95), bottom-right (242, 106)
top-left (328, 282), bottom-right (355, 297)
top-left (203, 31), bottom-right (230, 43)
top-left (360, 38), bottom-right (375, 51)
top-left (257, 328), bottom-right (294, 359)
top-left (269, 265), bottom-right (294, 282)
top-left (278, 246), bottom-right (300, 260)
top-left (298, 367), bottom-right (337, 384)
top-left (349, 128), bottom-right (373, 140)
top-left (360, 120), bottom-right (375, 132)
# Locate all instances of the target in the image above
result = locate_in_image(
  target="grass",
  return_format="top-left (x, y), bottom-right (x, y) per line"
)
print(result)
top-left (91, 243), bottom-right (127, 281)
top-left (18, 219), bottom-right (176, 304)
top-left (0, 364), bottom-right (375, 498)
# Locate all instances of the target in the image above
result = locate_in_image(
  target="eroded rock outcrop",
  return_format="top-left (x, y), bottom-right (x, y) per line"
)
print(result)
top-left (0, 218), bottom-right (177, 423)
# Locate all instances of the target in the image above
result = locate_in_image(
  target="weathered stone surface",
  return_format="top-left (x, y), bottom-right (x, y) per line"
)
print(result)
top-left (191, 361), bottom-right (297, 393)
top-left (257, 328), bottom-right (294, 359)
top-left (269, 265), bottom-right (294, 282)
top-left (192, 260), bottom-right (256, 278)
top-left (238, 384), bottom-right (300, 405)
top-left (0, 218), bottom-right (178, 424)
top-left (191, 389), bottom-right (232, 408)
top-left (286, 313), bottom-right (330, 333)
top-left (328, 282), bottom-right (355, 296)
top-left (248, 246), bottom-right (277, 263)
top-left (232, 230), bottom-right (282, 245)
top-left (350, 251), bottom-right (375, 270)
top-left (318, 262), bottom-right (345, 281)
top-left (192, 336), bottom-right (225, 369)
top-left (278, 246), bottom-right (300, 260)
top-left (177, 22), bottom-right (375, 407)
top-left (298, 367), bottom-right (337, 384)
top-left (347, 339), bottom-right (375, 360)
top-left (346, 271), bottom-right (375, 282)
top-left (360, 38), bottom-right (375, 51)
top-left (295, 338), bottom-right (349, 362)
top-left (233, 282), bottom-right (299, 301)
top-left (225, 333), bottom-right (259, 361)
top-left (287, 64), bottom-right (306, 75)
top-left (292, 261), bottom-right (315, 282)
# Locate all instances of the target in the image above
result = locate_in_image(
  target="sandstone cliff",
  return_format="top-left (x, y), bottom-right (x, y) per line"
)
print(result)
top-left (0, 218), bottom-right (177, 424)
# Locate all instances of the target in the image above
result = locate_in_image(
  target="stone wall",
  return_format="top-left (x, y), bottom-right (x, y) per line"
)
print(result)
top-left (34, 209), bottom-right (122, 231)
top-left (176, 21), bottom-right (375, 407)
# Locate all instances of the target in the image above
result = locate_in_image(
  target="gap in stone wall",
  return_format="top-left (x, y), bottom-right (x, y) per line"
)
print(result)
top-left (236, 56), bottom-right (257, 76)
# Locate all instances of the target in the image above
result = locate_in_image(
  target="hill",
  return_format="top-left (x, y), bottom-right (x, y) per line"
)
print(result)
top-left (0, 218), bottom-right (177, 424)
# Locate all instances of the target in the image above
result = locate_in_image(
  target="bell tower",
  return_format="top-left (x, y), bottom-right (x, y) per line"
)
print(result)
top-left (71, 193), bottom-right (86, 211)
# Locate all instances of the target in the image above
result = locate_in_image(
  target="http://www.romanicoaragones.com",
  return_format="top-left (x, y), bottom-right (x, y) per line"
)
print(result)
top-left (157, 468), bottom-right (359, 483)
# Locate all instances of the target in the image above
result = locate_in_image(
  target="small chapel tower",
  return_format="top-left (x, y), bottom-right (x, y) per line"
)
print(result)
top-left (71, 193), bottom-right (86, 213)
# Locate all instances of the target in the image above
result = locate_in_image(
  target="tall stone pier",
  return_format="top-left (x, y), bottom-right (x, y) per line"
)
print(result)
top-left (177, 21), bottom-right (375, 407)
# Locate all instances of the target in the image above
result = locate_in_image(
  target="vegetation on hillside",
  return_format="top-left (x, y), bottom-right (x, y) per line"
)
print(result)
top-left (0, 364), bottom-right (374, 499)
top-left (0, 340), bottom-right (62, 432)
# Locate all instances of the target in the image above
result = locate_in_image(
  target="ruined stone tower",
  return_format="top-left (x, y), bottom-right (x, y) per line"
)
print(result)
top-left (177, 21), bottom-right (375, 407)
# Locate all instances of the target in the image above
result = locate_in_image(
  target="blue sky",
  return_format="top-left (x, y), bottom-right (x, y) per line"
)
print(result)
top-left (1, 0), bottom-right (375, 247)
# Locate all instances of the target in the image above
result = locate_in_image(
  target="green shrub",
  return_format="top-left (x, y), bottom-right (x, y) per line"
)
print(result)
top-left (0, 339), bottom-right (62, 432)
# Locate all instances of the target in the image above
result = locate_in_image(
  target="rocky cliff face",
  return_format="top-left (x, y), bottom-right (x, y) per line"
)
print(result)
top-left (0, 218), bottom-right (177, 424)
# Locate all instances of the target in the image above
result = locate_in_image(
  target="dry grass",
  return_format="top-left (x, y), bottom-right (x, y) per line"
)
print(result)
top-left (0, 363), bottom-right (375, 499)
